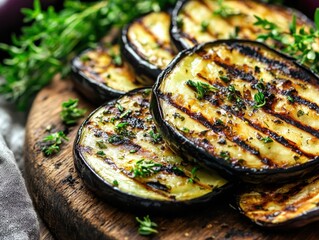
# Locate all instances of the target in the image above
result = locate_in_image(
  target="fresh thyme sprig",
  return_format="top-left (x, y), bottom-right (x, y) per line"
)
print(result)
top-left (42, 131), bottom-right (69, 156)
top-left (186, 80), bottom-right (218, 100)
top-left (0, 0), bottom-right (177, 110)
top-left (254, 9), bottom-right (319, 73)
top-left (60, 98), bottom-right (86, 125)
top-left (136, 215), bottom-right (158, 236)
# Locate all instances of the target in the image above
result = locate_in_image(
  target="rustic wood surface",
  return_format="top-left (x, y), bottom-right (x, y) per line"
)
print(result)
top-left (25, 76), bottom-right (319, 240)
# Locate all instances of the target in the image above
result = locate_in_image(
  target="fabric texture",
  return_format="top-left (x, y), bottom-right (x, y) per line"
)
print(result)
top-left (0, 99), bottom-right (39, 240)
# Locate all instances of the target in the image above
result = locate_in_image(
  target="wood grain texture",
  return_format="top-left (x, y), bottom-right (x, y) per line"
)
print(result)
top-left (25, 76), bottom-right (319, 240)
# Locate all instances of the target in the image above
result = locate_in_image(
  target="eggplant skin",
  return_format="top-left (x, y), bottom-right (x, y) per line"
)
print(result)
top-left (71, 45), bottom-right (145, 105)
top-left (237, 175), bottom-right (319, 228)
top-left (151, 39), bottom-right (319, 184)
top-left (121, 11), bottom-right (175, 85)
top-left (73, 88), bottom-right (231, 213)
top-left (170, 0), bottom-right (314, 51)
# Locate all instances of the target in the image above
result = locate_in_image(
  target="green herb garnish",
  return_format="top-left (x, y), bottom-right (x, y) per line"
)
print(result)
top-left (60, 98), bottom-right (86, 125)
top-left (132, 159), bottom-right (162, 178)
top-left (200, 21), bottom-right (209, 32)
top-left (96, 140), bottom-right (107, 149)
top-left (112, 180), bottom-right (119, 187)
top-left (287, 95), bottom-right (294, 103)
top-left (0, 0), bottom-right (176, 109)
top-left (220, 151), bottom-right (230, 161)
top-left (136, 215), bottom-right (158, 236)
top-left (186, 80), bottom-right (218, 100)
top-left (188, 166), bottom-right (199, 183)
top-left (97, 151), bottom-right (105, 156)
top-left (214, 0), bottom-right (241, 18)
top-left (297, 110), bottom-right (305, 117)
top-left (149, 130), bottom-right (162, 144)
top-left (219, 75), bottom-right (230, 83)
top-left (261, 136), bottom-right (273, 143)
top-left (253, 91), bottom-right (266, 108)
top-left (42, 131), bottom-right (69, 156)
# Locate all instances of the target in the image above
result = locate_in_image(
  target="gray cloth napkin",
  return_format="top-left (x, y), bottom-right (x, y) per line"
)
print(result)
top-left (0, 99), bottom-right (39, 240)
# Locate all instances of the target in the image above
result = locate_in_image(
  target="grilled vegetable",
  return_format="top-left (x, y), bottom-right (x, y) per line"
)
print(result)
top-left (152, 40), bottom-right (319, 183)
top-left (71, 44), bottom-right (145, 104)
top-left (74, 88), bottom-right (230, 212)
top-left (171, 0), bottom-right (313, 51)
top-left (121, 11), bottom-right (175, 85)
top-left (237, 175), bottom-right (319, 228)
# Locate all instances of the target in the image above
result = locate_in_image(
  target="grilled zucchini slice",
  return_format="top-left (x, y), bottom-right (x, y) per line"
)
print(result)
top-left (237, 175), bottom-right (319, 228)
top-left (121, 11), bottom-right (176, 85)
top-left (152, 40), bottom-right (319, 183)
top-left (74, 88), bottom-right (230, 212)
top-left (171, 0), bottom-right (313, 51)
top-left (72, 44), bottom-right (145, 104)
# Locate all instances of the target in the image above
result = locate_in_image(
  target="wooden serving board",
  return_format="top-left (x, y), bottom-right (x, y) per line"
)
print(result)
top-left (25, 77), bottom-right (319, 240)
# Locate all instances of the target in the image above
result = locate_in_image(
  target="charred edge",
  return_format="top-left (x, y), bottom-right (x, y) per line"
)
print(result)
top-left (229, 43), bottom-right (314, 83)
top-left (158, 92), bottom-right (275, 166)
top-left (294, 96), bottom-right (319, 114)
top-left (136, 19), bottom-right (175, 55)
top-left (267, 111), bottom-right (319, 139)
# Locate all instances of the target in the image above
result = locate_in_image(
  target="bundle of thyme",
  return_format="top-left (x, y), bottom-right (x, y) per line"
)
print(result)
top-left (0, 0), bottom-right (176, 110)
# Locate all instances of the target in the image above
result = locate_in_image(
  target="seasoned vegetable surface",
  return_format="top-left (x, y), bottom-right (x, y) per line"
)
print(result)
top-left (72, 44), bottom-right (145, 103)
top-left (121, 11), bottom-right (175, 84)
top-left (74, 88), bottom-right (229, 211)
top-left (171, 0), bottom-right (313, 50)
top-left (152, 40), bottom-right (319, 183)
top-left (238, 175), bottom-right (319, 228)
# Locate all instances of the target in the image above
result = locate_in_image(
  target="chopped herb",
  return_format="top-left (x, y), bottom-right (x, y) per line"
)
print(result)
top-left (115, 122), bottom-right (128, 131)
top-left (229, 26), bottom-right (240, 38)
top-left (176, 16), bottom-right (184, 28)
top-left (173, 112), bottom-right (185, 121)
top-left (60, 98), bottom-right (86, 125)
top-left (109, 51), bottom-right (122, 66)
top-left (181, 127), bottom-right (190, 133)
top-left (219, 75), bottom-right (230, 83)
top-left (136, 215), bottom-right (158, 236)
top-left (120, 110), bottom-right (132, 119)
top-left (253, 91), bottom-right (266, 108)
top-left (220, 151), bottom-right (230, 161)
top-left (216, 119), bottom-right (224, 125)
top-left (130, 149), bottom-right (138, 154)
top-left (108, 134), bottom-right (124, 144)
top-left (287, 95), bottom-right (294, 103)
top-left (297, 110), bottom-right (305, 117)
top-left (116, 103), bottom-right (124, 112)
top-left (261, 136), bottom-right (273, 143)
top-left (214, 0), bottom-right (241, 18)
top-left (149, 130), bottom-right (162, 144)
top-left (97, 150), bottom-right (105, 156)
top-left (112, 180), bottom-right (119, 187)
top-left (110, 117), bottom-right (116, 123)
top-left (188, 166), bottom-right (199, 183)
top-left (172, 166), bottom-right (185, 176)
top-left (96, 140), bottom-right (107, 149)
top-left (186, 80), bottom-right (218, 100)
top-left (200, 21), bottom-right (209, 32)
top-left (80, 55), bottom-right (90, 62)
top-left (42, 131), bottom-right (69, 156)
top-left (143, 89), bottom-right (152, 96)
top-left (132, 159), bottom-right (162, 178)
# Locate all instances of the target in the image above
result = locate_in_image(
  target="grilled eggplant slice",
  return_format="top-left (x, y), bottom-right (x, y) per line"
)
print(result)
top-left (171, 0), bottom-right (313, 51)
top-left (152, 40), bottom-right (319, 183)
top-left (74, 88), bottom-right (230, 212)
top-left (72, 44), bottom-right (145, 104)
top-left (237, 175), bottom-right (319, 228)
top-left (121, 11), bottom-right (176, 85)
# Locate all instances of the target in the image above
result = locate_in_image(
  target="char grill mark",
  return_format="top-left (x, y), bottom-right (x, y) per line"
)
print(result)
top-left (294, 96), bottom-right (319, 114)
top-left (159, 92), bottom-right (278, 167)
top-left (135, 19), bottom-right (174, 55)
top-left (229, 43), bottom-right (315, 84)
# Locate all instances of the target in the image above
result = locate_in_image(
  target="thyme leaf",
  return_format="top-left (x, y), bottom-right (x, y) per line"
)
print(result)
top-left (186, 80), bottom-right (218, 100)
top-left (136, 215), bottom-right (158, 236)
top-left (60, 98), bottom-right (86, 125)
top-left (42, 131), bottom-right (69, 156)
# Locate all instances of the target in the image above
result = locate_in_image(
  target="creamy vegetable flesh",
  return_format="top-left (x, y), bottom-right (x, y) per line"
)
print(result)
top-left (127, 11), bottom-right (175, 70)
top-left (75, 89), bottom-right (228, 202)
top-left (72, 45), bottom-right (144, 93)
top-left (154, 41), bottom-right (319, 178)
top-left (239, 175), bottom-right (319, 227)
top-left (172, 0), bottom-right (312, 49)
